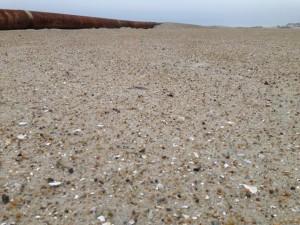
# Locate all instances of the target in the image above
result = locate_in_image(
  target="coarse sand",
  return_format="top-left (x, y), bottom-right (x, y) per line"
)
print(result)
top-left (0, 23), bottom-right (300, 225)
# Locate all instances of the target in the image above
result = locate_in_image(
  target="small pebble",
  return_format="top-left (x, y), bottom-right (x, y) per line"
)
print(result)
top-left (211, 220), bottom-right (219, 225)
top-left (19, 122), bottom-right (28, 126)
top-left (2, 194), bottom-right (10, 204)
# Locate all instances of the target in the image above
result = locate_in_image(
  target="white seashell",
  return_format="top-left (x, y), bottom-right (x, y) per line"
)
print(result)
top-left (17, 134), bottom-right (27, 140)
top-left (73, 129), bottom-right (82, 132)
top-left (240, 184), bottom-right (258, 194)
top-left (224, 163), bottom-right (230, 168)
top-left (97, 215), bottom-right (105, 222)
top-left (19, 122), bottom-right (28, 126)
top-left (156, 183), bottom-right (164, 190)
top-left (48, 181), bottom-right (62, 187)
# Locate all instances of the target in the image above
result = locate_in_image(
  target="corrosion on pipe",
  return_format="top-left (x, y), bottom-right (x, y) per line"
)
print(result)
top-left (0, 9), bottom-right (161, 30)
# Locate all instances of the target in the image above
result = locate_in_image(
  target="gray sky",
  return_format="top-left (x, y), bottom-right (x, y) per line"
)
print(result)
top-left (1, 0), bottom-right (300, 27)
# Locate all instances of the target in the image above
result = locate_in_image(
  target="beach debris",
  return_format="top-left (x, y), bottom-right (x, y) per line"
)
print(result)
top-left (258, 153), bottom-right (265, 159)
top-left (240, 184), bottom-right (258, 194)
top-left (73, 128), bottom-right (82, 133)
top-left (128, 219), bottom-right (135, 225)
top-left (17, 134), bottom-right (27, 140)
top-left (224, 163), bottom-right (230, 168)
top-left (97, 124), bottom-right (105, 128)
top-left (182, 214), bottom-right (190, 219)
top-left (132, 86), bottom-right (148, 90)
top-left (156, 183), bottom-right (164, 190)
top-left (236, 152), bottom-right (245, 157)
top-left (244, 159), bottom-right (252, 164)
top-left (68, 168), bottom-right (74, 174)
top-left (48, 181), bottom-right (62, 187)
top-left (19, 121), bottom-right (28, 126)
top-left (17, 151), bottom-right (29, 161)
top-left (2, 194), bottom-right (10, 204)
top-left (97, 215), bottom-right (105, 222)
top-left (102, 223), bottom-right (111, 225)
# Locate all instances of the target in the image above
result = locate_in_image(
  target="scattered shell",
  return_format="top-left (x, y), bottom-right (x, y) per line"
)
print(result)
top-left (240, 184), bottom-right (258, 194)
top-left (237, 152), bottom-right (245, 157)
top-left (224, 163), bottom-right (230, 168)
top-left (128, 219), bottom-right (135, 225)
top-left (48, 181), bottom-right (62, 187)
top-left (156, 183), bottom-right (164, 190)
top-left (97, 215), bottom-right (105, 222)
top-left (97, 124), bottom-right (105, 128)
top-left (73, 128), bottom-right (82, 132)
top-left (19, 122), bottom-right (28, 126)
top-left (182, 214), bottom-right (190, 219)
top-left (17, 134), bottom-right (27, 140)
top-left (244, 160), bottom-right (252, 164)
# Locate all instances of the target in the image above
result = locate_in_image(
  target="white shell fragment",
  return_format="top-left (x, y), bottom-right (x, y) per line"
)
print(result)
top-left (128, 220), bottom-right (135, 225)
top-left (156, 183), bottom-right (164, 190)
top-left (19, 122), bottom-right (28, 126)
top-left (97, 124), bottom-right (105, 128)
top-left (97, 215), bottom-right (105, 222)
top-left (240, 184), bottom-right (258, 194)
top-left (17, 134), bottom-right (27, 140)
top-left (73, 128), bottom-right (82, 132)
top-left (48, 181), bottom-right (62, 187)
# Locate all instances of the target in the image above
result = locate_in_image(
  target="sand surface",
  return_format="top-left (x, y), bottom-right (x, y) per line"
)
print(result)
top-left (0, 24), bottom-right (300, 225)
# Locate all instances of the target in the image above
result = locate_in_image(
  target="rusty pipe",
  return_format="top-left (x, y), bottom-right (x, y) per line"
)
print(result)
top-left (0, 9), bottom-right (160, 30)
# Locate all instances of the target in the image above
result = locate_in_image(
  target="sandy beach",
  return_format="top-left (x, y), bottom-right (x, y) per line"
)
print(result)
top-left (0, 24), bottom-right (299, 225)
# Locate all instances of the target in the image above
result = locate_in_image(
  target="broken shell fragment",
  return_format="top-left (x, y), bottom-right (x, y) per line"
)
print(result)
top-left (17, 134), bottom-right (27, 140)
top-left (48, 181), bottom-right (62, 187)
top-left (240, 184), bottom-right (258, 194)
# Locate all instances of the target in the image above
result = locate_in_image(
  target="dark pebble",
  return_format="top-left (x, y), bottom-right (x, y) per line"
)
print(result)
top-left (290, 186), bottom-right (296, 190)
top-left (2, 194), bottom-right (10, 204)
top-left (193, 167), bottom-right (201, 172)
top-left (68, 168), bottom-right (74, 174)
